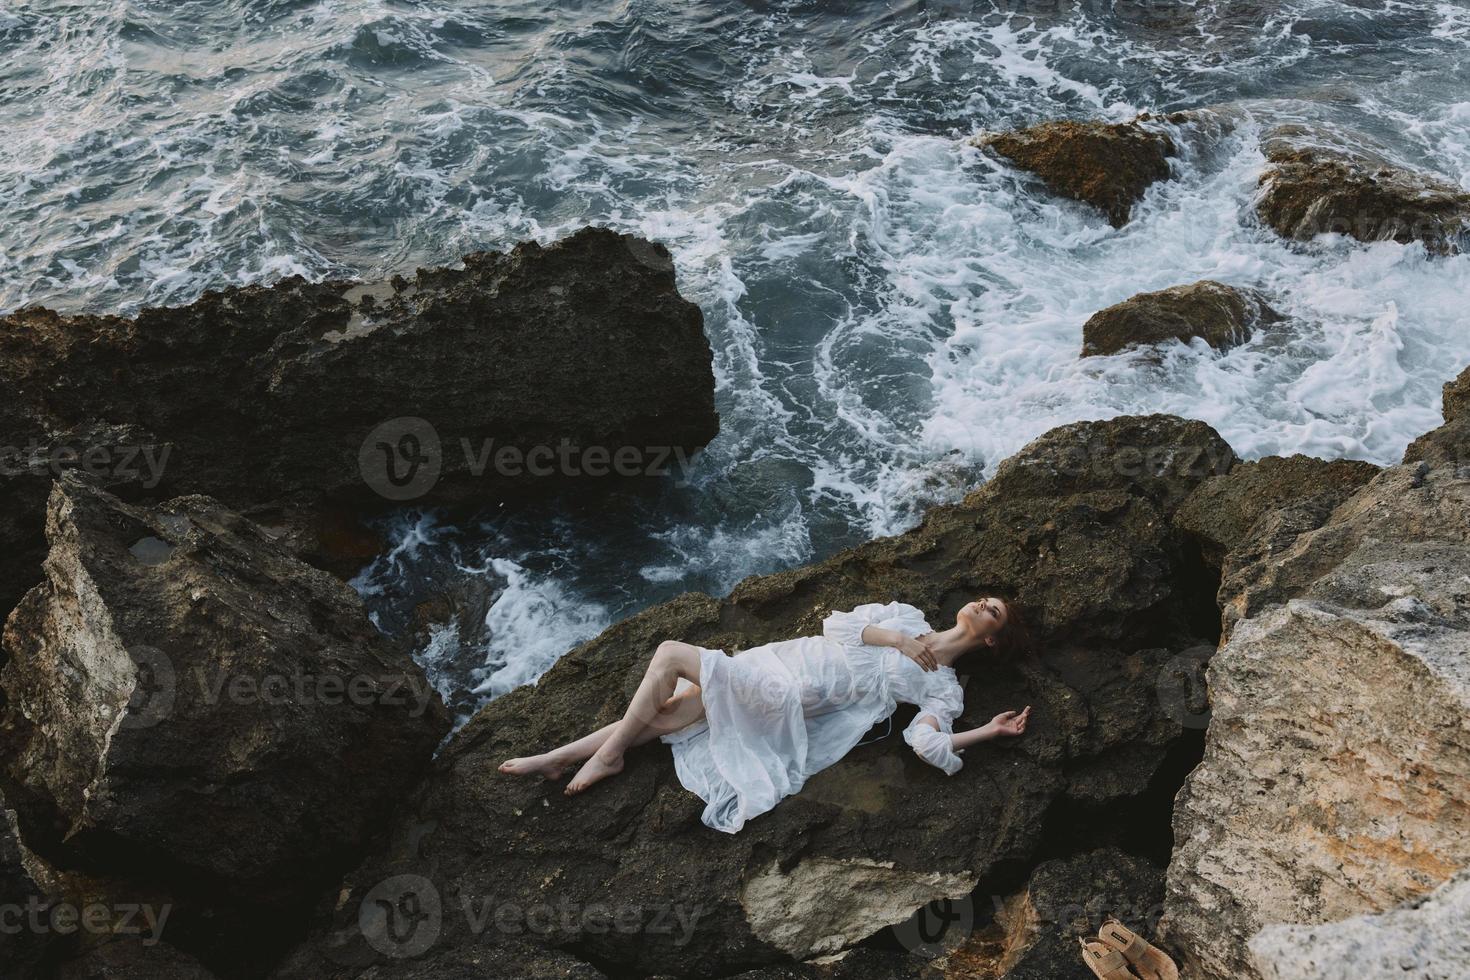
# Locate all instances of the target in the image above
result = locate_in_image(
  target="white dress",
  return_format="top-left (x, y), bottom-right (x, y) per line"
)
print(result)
top-left (659, 601), bottom-right (967, 834)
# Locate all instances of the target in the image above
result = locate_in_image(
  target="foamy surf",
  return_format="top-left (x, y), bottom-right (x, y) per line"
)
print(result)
top-left (4, 0), bottom-right (1467, 714)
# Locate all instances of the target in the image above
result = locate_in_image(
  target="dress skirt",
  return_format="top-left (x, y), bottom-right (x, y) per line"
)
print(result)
top-left (659, 640), bottom-right (893, 834)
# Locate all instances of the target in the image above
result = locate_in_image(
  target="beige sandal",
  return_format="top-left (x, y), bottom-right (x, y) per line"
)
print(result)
top-left (1079, 937), bottom-right (1140, 980)
top-left (1098, 919), bottom-right (1178, 980)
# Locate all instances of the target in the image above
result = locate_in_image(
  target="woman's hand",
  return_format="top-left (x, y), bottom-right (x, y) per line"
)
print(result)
top-left (896, 635), bottom-right (939, 671)
top-left (986, 706), bottom-right (1031, 737)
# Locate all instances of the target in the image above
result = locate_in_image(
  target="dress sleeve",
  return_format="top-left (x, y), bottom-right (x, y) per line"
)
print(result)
top-left (902, 678), bottom-right (966, 775)
top-left (821, 601), bottom-right (930, 647)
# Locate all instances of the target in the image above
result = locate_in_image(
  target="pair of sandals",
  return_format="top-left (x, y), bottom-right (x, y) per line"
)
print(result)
top-left (1079, 919), bottom-right (1179, 980)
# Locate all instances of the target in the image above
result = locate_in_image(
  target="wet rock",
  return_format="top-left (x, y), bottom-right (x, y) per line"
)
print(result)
top-left (1248, 868), bottom-right (1470, 980)
top-left (973, 119), bottom-right (1175, 227)
top-left (1174, 454), bottom-right (1379, 570)
top-left (1161, 457), bottom-right (1470, 979)
top-left (1403, 364), bottom-right (1470, 470)
top-left (1442, 365), bottom-right (1470, 425)
top-left (1255, 133), bottom-right (1470, 253)
top-left (0, 475), bottom-right (451, 972)
top-left (269, 415), bottom-right (1233, 979)
top-left (0, 226), bottom-right (719, 619)
top-left (1080, 280), bottom-right (1281, 357)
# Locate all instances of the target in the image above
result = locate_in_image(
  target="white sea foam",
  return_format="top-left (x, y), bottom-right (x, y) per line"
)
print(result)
top-left (468, 558), bottom-right (610, 700)
top-left (5, 0), bottom-right (1469, 714)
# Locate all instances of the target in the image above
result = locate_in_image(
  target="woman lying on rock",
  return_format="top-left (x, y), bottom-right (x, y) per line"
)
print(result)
top-left (499, 599), bottom-right (1031, 833)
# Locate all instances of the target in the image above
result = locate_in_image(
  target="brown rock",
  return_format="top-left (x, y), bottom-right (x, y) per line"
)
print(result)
top-left (974, 119), bottom-right (1175, 227)
top-left (53, 939), bottom-right (221, 980)
top-left (942, 848), bottom-right (1167, 979)
top-left (1081, 280), bottom-right (1281, 357)
top-left (1442, 365), bottom-right (1470, 424)
top-left (1403, 364), bottom-right (1470, 469)
top-left (1220, 407), bottom-right (1470, 635)
top-left (1256, 135), bottom-right (1470, 253)
top-left (1174, 454), bottom-right (1379, 570)
top-left (1161, 458), bottom-right (1470, 979)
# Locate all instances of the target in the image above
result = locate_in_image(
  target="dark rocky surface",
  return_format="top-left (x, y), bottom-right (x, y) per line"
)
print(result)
top-left (942, 848), bottom-right (1167, 980)
top-left (0, 227), bottom-right (720, 621)
top-left (0, 476), bottom-right (452, 975)
top-left (266, 414), bottom-right (1233, 979)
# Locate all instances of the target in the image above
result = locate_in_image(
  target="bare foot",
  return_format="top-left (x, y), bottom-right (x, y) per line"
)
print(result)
top-left (498, 752), bottom-right (571, 780)
top-left (564, 750), bottom-right (624, 796)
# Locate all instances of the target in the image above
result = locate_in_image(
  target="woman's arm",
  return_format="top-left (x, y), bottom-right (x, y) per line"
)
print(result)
top-left (916, 705), bottom-right (1031, 751)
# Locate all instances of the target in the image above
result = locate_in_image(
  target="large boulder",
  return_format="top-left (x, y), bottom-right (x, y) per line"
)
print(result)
top-left (0, 226), bottom-right (719, 619)
top-left (973, 119), bottom-right (1175, 227)
top-left (1160, 454), bottom-right (1470, 979)
top-left (0, 476), bottom-right (452, 973)
top-left (1174, 454), bottom-right (1379, 571)
top-left (269, 415), bottom-right (1234, 978)
top-left (1248, 868), bottom-right (1470, 980)
top-left (1255, 133), bottom-right (1470, 253)
top-left (1080, 280), bottom-right (1281, 357)
top-left (1215, 450), bottom-right (1470, 638)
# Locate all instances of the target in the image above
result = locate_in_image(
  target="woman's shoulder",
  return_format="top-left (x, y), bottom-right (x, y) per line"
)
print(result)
top-left (883, 600), bottom-right (933, 630)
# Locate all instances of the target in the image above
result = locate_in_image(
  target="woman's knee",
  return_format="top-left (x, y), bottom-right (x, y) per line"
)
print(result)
top-left (654, 639), bottom-right (691, 661)
top-left (652, 640), bottom-right (699, 677)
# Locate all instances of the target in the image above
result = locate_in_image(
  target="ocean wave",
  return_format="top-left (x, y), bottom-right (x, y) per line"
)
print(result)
top-left (4, 0), bottom-right (1467, 712)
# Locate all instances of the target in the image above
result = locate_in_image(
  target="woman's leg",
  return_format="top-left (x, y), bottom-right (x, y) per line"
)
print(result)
top-left (498, 684), bottom-right (705, 779)
top-left (564, 640), bottom-right (703, 795)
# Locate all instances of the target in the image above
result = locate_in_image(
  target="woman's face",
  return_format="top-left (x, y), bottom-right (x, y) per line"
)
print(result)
top-left (957, 597), bottom-right (1007, 645)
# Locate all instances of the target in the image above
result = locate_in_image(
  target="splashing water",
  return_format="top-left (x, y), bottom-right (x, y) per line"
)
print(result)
top-left (4, 0), bottom-right (1468, 715)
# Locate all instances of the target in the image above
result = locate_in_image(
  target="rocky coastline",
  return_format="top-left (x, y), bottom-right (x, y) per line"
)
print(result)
top-left (3, 113), bottom-right (1469, 980)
